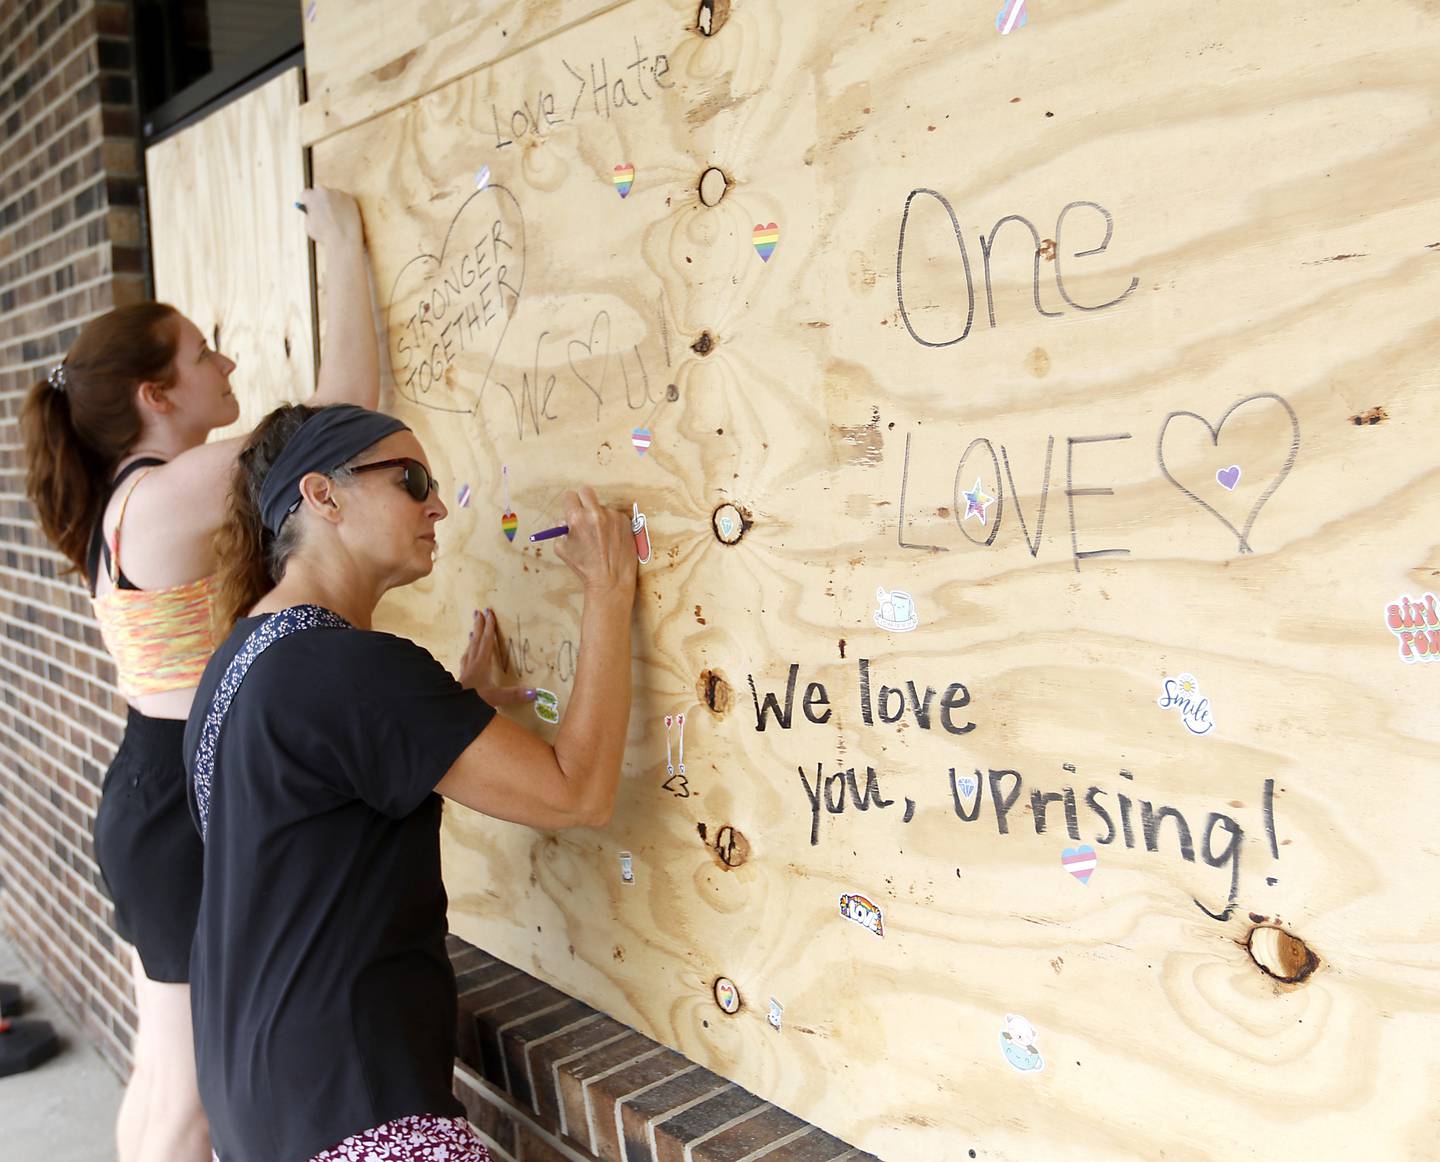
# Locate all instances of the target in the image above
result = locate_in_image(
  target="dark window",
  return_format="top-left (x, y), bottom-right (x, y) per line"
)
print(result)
top-left (134, 1), bottom-right (302, 139)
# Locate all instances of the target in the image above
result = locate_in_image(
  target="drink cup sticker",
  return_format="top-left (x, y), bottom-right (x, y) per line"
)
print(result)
top-left (996, 0), bottom-right (1027, 35)
top-left (1386, 593), bottom-right (1440, 663)
top-left (534, 688), bottom-right (560, 724)
top-left (632, 503), bottom-right (652, 564)
top-left (873, 586), bottom-right (919, 633)
top-left (457, 483), bottom-right (472, 508)
top-left (613, 164), bottom-right (635, 198)
top-left (475, 165), bottom-right (490, 191)
top-left (999, 1014), bottom-right (1044, 1072)
top-left (619, 851), bottom-right (634, 885)
top-left (1062, 845), bottom-right (1098, 884)
top-left (767, 998), bottom-right (783, 1031)
top-left (1156, 673), bottom-right (1214, 736)
top-left (839, 892), bottom-right (885, 937)
top-left (753, 223), bottom-right (779, 262)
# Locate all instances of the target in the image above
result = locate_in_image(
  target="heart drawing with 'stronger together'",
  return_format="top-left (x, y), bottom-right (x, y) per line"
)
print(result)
top-left (384, 183), bottom-right (527, 417)
top-left (1156, 392), bottom-right (1300, 554)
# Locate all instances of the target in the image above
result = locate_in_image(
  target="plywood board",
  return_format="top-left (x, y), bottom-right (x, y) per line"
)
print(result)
top-left (306, 2), bottom-right (1440, 1158)
top-left (299, 0), bottom-right (629, 146)
top-left (146, 67), bottom-right (314, 437)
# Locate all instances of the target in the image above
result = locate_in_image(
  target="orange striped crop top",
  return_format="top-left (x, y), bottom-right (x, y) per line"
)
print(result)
top-left (89, 464), bottom-right (221, 700)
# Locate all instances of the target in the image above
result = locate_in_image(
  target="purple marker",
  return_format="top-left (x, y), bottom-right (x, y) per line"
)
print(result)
top-left (529, 524), bottom-right (569, 543)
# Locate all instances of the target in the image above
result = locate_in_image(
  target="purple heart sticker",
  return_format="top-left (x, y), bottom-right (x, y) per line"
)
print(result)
top-left (1216, 465), bottom-right (1241, 491)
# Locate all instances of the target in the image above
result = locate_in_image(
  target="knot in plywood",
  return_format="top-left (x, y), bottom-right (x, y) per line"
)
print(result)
top-left (696, 0), bottom-right (730, 37)
top-left (712, 825), bottom-right (750, 868)
top-left (1246, 925), bottom-right (1319, 984)
top-left (699, 167), bottom-right (729, 206)
top-left (712, 502), bottom-right (750, 545)
top-left (696, 669), bottom-right (733, 715)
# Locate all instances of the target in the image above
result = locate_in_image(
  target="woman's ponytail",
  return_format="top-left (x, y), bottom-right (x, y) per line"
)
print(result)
top-left (20, 378), bottom-right (105, 573)
top-left (20, 303), bottom-right (181, 575)
top-left (212, 403), bottom-right (321, 631)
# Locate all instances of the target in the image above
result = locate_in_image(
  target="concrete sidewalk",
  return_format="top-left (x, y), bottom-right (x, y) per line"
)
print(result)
top-left (0, 935), bottom-right (122, 1161)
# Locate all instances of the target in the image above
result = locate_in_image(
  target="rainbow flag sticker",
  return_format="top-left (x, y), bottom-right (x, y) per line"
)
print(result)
top-left (631, 427), bottom-right (652, 455)
top-left (753, 222), bottom-right (779, 263)
top-left (613, 164), bottom-right (635, 199)
top-left (996, 0), bottom-right (1027, 34)
top-left (501, 509), bottom-right (517, 541)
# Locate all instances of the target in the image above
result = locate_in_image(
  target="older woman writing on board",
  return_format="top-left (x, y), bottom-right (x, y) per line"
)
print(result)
top-left (20, 189), bottom-right (378, 1162)
top-left (183, 403), bottom-right (636, 1161)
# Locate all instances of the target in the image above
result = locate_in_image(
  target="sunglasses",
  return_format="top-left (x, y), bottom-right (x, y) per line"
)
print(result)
top-left (350, 457), bottom-right (438, 501)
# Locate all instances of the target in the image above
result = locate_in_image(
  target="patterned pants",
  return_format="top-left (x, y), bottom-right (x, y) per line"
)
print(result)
top-left (213, 1115), bottom-right (492, 1162)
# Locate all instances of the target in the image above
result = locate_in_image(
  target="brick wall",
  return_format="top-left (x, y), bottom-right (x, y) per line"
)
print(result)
top-left (0, 0), bottom-right (147, 1074)
top-left (447, 937), bottom-right (877, 1162)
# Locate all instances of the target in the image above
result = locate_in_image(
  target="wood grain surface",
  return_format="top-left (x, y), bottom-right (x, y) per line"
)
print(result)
top-left (145, 68), bottom-right (315, 437)
top-left (292, 2), bottom-right (1440, 1157)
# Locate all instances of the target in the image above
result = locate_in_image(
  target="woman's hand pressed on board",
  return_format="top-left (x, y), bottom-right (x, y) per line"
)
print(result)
top-left (296, 187), bottom-right (364, 250)
top-left (552, 487), bottom-right (637, 598)
top-left (459, 609), bottom-right (537, 706)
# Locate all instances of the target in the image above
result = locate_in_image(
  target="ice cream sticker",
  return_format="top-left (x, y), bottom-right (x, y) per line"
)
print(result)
top-left (1156, 673), bottom-right (1214, 736)
top-left (839, 892), bottom-right (884, 937)
top-left (999, 1013), bottom-right (1044, 1073)
top-left (873, 586), bottom-right (919, 633)
top-left (1386, 593), bottom-right (1439, 663)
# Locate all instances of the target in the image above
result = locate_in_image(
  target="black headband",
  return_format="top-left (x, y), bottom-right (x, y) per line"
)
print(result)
top-left (258, 405), bottom-right (409, 536)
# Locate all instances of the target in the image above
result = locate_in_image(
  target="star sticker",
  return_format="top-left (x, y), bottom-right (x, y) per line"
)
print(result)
top-left (962, 478), bottom-right (996, 525)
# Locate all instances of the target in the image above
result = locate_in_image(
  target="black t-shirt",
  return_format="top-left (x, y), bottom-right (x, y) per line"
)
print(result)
top-left (183, 610), bottom-right (495, 1162)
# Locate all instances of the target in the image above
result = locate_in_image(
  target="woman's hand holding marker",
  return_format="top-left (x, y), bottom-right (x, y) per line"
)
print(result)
top-left (294, 187), bottom-right (364, 250)
top-left (460, 609), bottom-right (537, 706)
top-left (551, 488), bottom-right (637, 596)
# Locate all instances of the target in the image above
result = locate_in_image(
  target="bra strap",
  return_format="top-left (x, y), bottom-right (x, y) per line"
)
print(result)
top-left (105, 467), bottom-right (155, 587)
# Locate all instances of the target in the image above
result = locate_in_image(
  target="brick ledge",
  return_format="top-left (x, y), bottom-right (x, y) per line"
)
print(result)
top-left (446, 935), bottom-right (877, 1162)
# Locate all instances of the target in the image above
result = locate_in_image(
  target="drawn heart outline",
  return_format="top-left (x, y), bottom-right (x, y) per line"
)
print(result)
top-left (384, 183), bottom-right (527, 416)
top-left (1156, 392), bottom-right (1299, 554)
top-left (566, 310), bottom-right (610, 422)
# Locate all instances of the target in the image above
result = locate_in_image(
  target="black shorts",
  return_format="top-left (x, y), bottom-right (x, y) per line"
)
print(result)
top-left (94, 708), bottom-right (202, 983)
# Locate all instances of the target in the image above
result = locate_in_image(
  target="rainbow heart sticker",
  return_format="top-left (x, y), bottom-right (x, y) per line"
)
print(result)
top-left (613, 164), bottom-right (635, 198)
top-left (631, 427), bottom-right (653, 455)
top-left (753, 222), bottom-right (779, 263)
top-left (501, 509), bottom-right (517, 541)
top-left (1061, 846), bottom-right (1097, 885)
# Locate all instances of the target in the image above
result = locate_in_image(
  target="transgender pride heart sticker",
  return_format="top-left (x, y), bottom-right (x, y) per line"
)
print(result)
top-left (631, 427), bottom-right (653, 455)
top-left (1061, 846), bottom-right (1098, 885)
